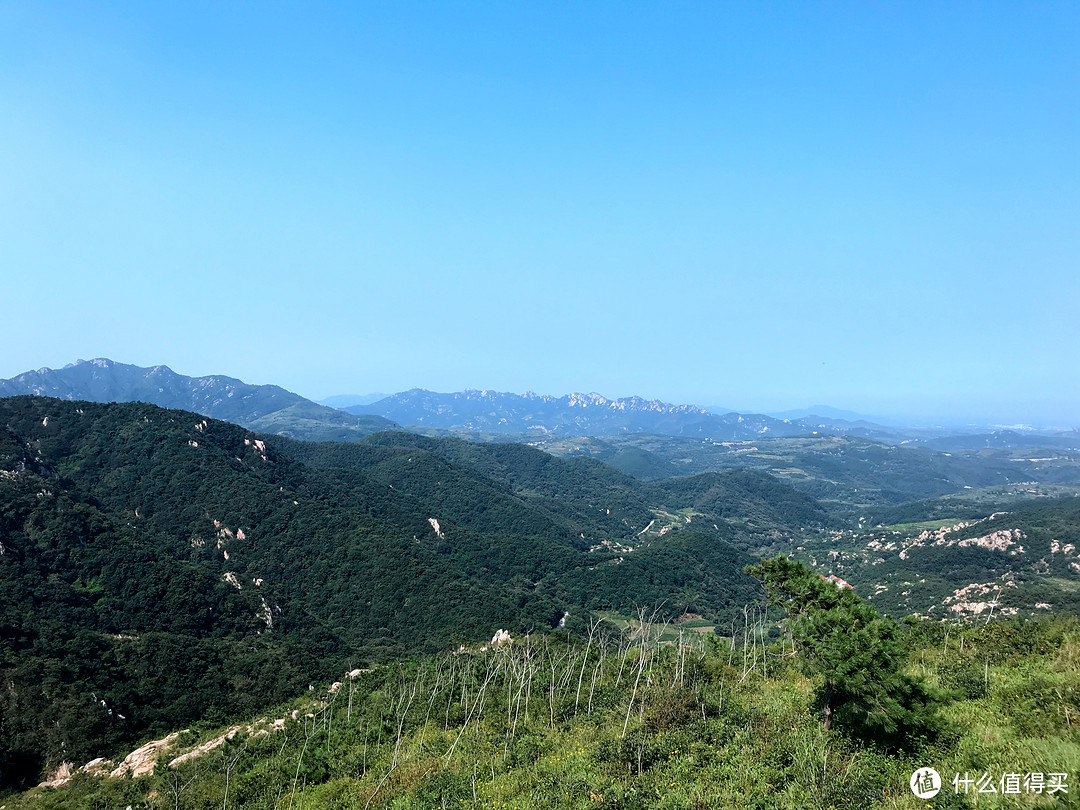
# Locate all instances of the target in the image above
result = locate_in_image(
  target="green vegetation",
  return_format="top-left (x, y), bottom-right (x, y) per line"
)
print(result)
top-left (5, 394), bottom-right (1080, 804)
top-left (245, 401), bottom-right (397, 441)
top-left (788, 496), bottom-right (1080, 620)
top-left (748, 557), bottom-right (940, 745)
top-left (2, 397), bottom-right (793, 789)
top-left (6, 612), bottom-right (1079, 809)
top-left (536, 433), bottom-right (1080, 510)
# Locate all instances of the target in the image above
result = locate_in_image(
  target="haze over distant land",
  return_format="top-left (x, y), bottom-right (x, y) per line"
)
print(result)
top-left (5, 359), bottom-right (1071, 444)
top-left (1, 3), bottom-right (1076, 425)
top-left (766, 405), bottom-right (880, 422)
top-left (318, 394), bottom-right (389, 409)
top-left (5, 5), bottom-right (1080, 805)
top-left (2, 358), bottom-right (1075, 433)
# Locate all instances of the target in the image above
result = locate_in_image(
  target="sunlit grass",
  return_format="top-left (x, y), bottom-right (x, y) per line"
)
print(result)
top-left (7, 616), bottom-right (1080, 810)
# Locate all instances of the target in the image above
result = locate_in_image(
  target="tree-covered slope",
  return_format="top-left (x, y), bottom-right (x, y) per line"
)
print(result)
top-left (536, 432), bottom-right (1080, 509)
top-left (3, 396), bottom-right (807, 788)
top-left (644, 469), bottom-right (835, 538)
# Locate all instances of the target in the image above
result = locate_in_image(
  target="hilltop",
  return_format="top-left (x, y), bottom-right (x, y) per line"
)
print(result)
top-left (0, 360), bottom-right (395, 441)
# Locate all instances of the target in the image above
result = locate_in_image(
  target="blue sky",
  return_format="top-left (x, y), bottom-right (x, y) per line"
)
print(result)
top-left (1, 2), bottom-right (1077, 424)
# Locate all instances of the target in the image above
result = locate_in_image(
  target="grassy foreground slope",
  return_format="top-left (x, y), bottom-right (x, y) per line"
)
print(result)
top-left (7, 614), bottom-right (1080, 809)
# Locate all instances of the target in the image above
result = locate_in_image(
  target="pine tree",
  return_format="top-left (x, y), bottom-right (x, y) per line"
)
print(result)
top-left (746, 556), bottom-right (940, 748)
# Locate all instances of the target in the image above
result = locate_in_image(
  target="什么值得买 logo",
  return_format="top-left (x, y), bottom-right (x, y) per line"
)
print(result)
top-left (910, 767), bottom-right (941, 798)
top-left (911, 767), bottom-right (1069, 797)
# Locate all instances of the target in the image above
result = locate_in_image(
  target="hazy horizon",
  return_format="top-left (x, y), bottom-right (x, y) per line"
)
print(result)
top-left (2, 3), bottom-right (1076, 427)
top-left (3, 356), bottom-right (1076, 430)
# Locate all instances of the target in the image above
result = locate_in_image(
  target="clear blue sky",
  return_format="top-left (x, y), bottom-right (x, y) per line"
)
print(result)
top-left (2, 2), bottom-right (1077, 425)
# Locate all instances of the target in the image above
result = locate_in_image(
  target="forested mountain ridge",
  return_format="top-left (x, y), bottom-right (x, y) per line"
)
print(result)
top-left (271, 430), bottom-right (838, 551)
top-left (3, 396), bottom-right (819, 788)
top-left (0, 359), bottom-right (395, 440)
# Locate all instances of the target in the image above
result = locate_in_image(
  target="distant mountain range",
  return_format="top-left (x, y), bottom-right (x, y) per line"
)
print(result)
top-left (344, 388), bottom-right (908, 441)
top-left (3, 362), bottom-right (901, 443)
top-left (0, 359), bottom-right (395, 440)
top-left (345, 390), bottom-right (1080, 448)
top-left (4, 361), bottom-right (1076, 450)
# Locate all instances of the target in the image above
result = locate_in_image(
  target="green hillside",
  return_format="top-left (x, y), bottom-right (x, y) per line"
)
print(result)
top-left (9, 394), bottom-right (1078, 799)
top-left (536, 433), bottom-right (1080, 510)
top-left (6, 591), bottom-right (1079, 809)
top-left (4, 397), bottom-right (817, 789)
top-left (787, 495), bottom-right (1080, 620)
